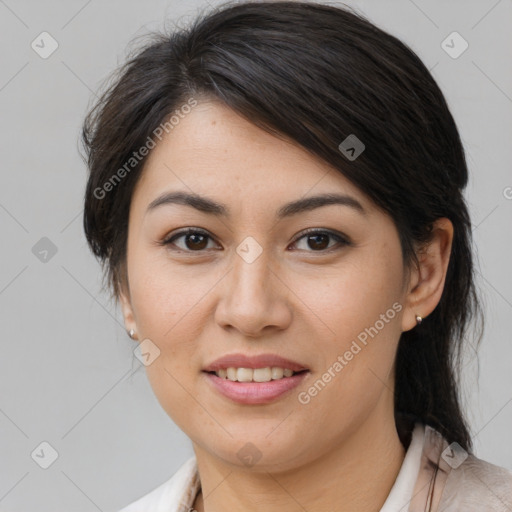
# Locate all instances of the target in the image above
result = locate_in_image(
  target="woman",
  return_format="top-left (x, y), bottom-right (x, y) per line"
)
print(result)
top-left (81, 2), bottom-right (512, 511)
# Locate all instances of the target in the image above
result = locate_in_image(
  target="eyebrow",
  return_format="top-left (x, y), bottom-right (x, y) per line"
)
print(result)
top-left (146, 191), bottom-right (367, 219)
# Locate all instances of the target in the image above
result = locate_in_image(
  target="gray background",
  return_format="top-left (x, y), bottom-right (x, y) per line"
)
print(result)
top-left (0, 0), bottom-right (511, 510)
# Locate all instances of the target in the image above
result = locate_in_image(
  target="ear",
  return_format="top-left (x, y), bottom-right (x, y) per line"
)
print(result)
top-left (118, 283), bottom-right (138, 341)
top-left (401, 218), bottom-right (454, 332)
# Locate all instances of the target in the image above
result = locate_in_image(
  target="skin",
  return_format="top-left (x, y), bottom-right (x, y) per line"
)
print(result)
top-left (119, 100), bottom-right (453, 512)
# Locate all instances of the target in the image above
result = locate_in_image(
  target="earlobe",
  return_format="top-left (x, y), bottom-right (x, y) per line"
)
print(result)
top-left (119, 287), bottom-right (138, 341)
top-left (401, 218), bottom-right (454, 332)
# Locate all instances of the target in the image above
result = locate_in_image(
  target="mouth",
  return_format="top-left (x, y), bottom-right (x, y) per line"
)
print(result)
top-left (201, 353), bottom-right (310, 403)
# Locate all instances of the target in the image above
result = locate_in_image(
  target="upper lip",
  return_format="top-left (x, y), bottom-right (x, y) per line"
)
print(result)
top-left (203, 353), bottom-right (309, 372)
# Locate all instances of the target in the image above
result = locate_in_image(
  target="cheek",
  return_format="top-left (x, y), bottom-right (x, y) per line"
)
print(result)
top-left (295, 248), bottom-right (404, 341)
top-left (128, 250), bottom-right (205, 340)
top-left (293, 247), bottom-right (404, 395)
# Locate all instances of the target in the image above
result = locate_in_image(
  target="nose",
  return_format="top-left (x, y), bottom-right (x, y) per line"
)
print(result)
top-left (214, 244), bottom-right (293, 337)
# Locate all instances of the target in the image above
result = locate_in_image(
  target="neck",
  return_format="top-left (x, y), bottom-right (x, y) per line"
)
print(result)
top-left (192, 405), bottom-right (406, 512)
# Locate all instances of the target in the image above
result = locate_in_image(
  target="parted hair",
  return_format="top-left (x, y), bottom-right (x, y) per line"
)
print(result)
top-left (81, 1), bottom-right (483, 451)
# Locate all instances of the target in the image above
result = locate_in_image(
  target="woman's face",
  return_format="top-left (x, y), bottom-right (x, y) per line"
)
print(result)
top-left (120, 100), bottom-right (416, 470)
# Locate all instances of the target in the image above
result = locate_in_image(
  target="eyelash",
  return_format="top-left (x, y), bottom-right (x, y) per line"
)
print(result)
top-left (160, 227), bottom-right (351, 254)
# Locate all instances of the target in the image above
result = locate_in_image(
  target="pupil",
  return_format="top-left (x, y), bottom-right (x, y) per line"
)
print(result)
top-left (187, 234), bottom-right (207, 250)
top-left (309, 234), bottom-right (328, 250)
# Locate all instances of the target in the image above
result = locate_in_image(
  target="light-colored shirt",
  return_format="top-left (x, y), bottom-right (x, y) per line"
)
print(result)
top-left (118, 421), bottom-right (512, 511)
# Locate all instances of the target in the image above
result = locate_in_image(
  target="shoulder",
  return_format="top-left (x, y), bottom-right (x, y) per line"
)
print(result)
top-left (441, 453), bottom-right (512, 510)
top-left (414, 424), bottom-right (512, 511)
top-left (118, 456), bottom-right (199, 512)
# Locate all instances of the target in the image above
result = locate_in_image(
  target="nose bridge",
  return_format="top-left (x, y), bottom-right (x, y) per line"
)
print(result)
top-left (231, 235), bottom-right (272, 301)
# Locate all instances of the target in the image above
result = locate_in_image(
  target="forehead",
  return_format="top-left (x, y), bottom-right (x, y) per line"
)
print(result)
top-left (131, 100), bottom-right (374, 215)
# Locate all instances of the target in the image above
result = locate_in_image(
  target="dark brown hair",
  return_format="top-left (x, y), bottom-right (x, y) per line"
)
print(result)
top-left (81, 1), bottom-right (483, 451)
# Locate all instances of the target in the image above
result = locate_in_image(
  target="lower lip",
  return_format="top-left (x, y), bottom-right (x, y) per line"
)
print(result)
top-left (203, 371), bottom-right (309, 405)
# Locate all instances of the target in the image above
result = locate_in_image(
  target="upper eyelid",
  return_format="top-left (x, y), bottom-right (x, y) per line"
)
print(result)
top-left (163, 227), bottom-right (211, 243)
top-left (290, 229), bottom-right (350, 250)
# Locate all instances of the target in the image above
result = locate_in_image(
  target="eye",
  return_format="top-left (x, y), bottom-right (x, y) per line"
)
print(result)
top-left (160, 227), bottom-right (351, 254)
top-left (161, 228), bottom-right (219, 252)
top-left (290, 229), bottom-right (351, 252)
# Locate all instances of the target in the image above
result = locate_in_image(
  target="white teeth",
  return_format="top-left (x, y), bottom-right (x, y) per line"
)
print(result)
top-left (237, 368), bottom-right (254, 382)
top-left (253, 368), bottom-right (272, 382)
top-left (214, 367), bottom-right (299, 382)
top-left (271, 367), bottom-right (284, 379)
